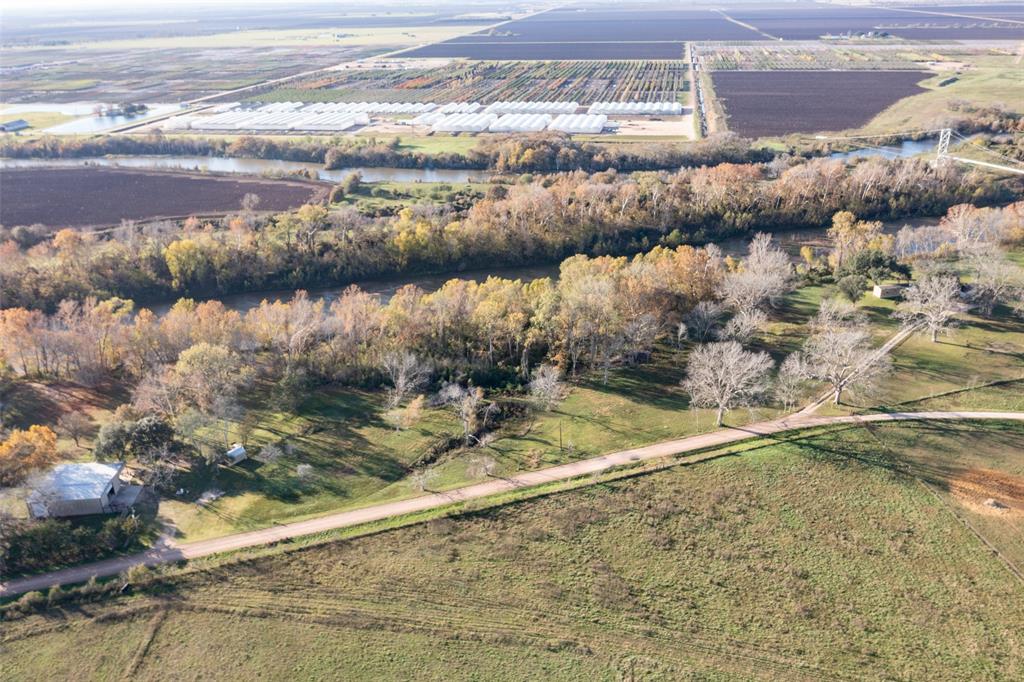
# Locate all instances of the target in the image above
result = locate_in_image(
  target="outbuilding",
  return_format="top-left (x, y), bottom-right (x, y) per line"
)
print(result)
top-left (224, 443), bottom-right (248, 465)
top-left (27, 462), bottom-right (142, 519)
top-left (1, 119), bottom-right (30, 133)
top-left (872, 283), bottom-right (905, 299)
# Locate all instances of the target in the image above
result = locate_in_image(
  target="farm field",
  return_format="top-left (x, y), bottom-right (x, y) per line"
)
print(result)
top-left (4, 420), bottom-right (1023, 680)
top-left (0, 46), bottom-right (383, 103)
top-left (0, 6), bottom-right (502, 45)
top-left (8, 26), bottom-right (495, 52)
top-left (0, 168), bottom-right (325, 228)
top-left (725, 2), bottom-right (1024, 40)
top-left (261, 60), bottom-right (690, 105)
top-left (401, 41), bottom-right (689, 61)
top-left (446, 6), bottom-right (765, 42)
top-left (896, 3), bottom-right (1024, 20)
top-left (711, 70), bottom-right (930, 138)
top-left (697, 42), bottom-right (984, 71)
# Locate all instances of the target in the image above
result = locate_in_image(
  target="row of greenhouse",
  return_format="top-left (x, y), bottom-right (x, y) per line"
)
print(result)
top-left (410, 111), bottom-right (609, 134)
top-left (587, 101), bottom-right (684, 115)
top-left (178, 99), bottom-right (679, 133)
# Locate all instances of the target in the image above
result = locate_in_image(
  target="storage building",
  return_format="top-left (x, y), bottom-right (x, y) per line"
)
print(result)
top-left (27, 462), bottom-right (142, 519)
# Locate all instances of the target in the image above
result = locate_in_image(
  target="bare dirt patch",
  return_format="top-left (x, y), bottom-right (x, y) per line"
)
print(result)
top-left (0, 167), bottom-right (326, 228)
top-left (949, 467), bottom-right (1024, 517)
top-left (612, 115), bottom-right (695, 139)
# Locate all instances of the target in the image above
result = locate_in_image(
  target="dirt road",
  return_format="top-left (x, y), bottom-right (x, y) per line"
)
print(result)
top-left (3, 410), bottom-right (1022, 599)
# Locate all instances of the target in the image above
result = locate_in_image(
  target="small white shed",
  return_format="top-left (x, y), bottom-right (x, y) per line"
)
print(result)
top-left (225, 443), bottom-right (247, 465)
top-left (872, 284), bottom-right (905, 299)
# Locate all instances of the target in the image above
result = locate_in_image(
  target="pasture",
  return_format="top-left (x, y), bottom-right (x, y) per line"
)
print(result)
top-left (0, 168), bottom-right (325, 228)
top-left (4, 420), bottom-right (1023, 680)
top-left (711, 70), bottom-right (930, 138)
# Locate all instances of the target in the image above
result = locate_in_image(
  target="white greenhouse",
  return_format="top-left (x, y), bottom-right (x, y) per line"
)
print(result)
top-left (484, 101), bottom-right (578, 115)
top-left (438, 102), bottom-right (482, 114)
top-left (587, 101), bottom-right (683, 115)
top-left (488, 113), bottom-right (552, 133)
top-left (431, 113), bottom-right (498, 133)
top-left (547, 114), bottom-right (607, 134)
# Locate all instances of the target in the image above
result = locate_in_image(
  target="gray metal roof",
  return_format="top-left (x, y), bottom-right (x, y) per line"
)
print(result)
top-left (29, 462), bottom-right (124, 501)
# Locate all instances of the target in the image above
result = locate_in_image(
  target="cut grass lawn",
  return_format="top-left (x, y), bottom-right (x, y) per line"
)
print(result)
top-left (159, 347), bottom-right (770, 542)
top-left (5, 420), bottom-right (1023, 680)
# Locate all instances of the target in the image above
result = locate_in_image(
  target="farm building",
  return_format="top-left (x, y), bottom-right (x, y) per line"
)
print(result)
top-left (872, 284), bottom-right (906, 299)
top-left (224, 443), bottom-right (248, 465)
top-left (548, 114), bottom-right (608, 134)
top-left (1, 119), bottom-right (30, 133)
top-left (489, 113), bottom-right (552, 133)
top-left (431, 113), bottom-right (498, 133)
top-left (438, 102), bottom-right (482, 114)
top-left (484, 101), bottom-right (578, 115)
top-left (26, 462), bottom-right (142, 519)
top-left (588, 101), bottom-right (683, 115)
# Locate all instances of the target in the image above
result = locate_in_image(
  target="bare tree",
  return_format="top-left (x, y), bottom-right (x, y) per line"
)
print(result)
top-left (257, 443), bottom-right (284, 464)
top-left (775, 353), bottom-right (811, 411)
top-left (802, 328), bottom-right (891, 404)
top-left (440, 384), bottom-right (485, 445)
top-left (968, 249), bottom-right (1022, 317)
top-left (720, 308), bottom-right (767, 346)
top-left (809, 297), bottom-right (866, 333)
top-left (721, 233), bottom-right (794, 312)
top-left (894, 274), bottom-right (966, 342)
top-left (381, 351), bottom-right (431, 409)
top-left (409, 466), bottom-right (436, 492)
top-left (621, 313), bottom-right (660, 364)
top-left (680, 341), bottom-right (774, 426)
top-left (683, 301), bottom-right (726, 342)
top-left (528, 364), bottom-right (564, 411)
top-left (56, 412), bottom-right (91, 448)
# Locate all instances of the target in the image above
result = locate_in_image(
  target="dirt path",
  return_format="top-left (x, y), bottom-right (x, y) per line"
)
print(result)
top-left (3, 409), bottom-right (1023, 599)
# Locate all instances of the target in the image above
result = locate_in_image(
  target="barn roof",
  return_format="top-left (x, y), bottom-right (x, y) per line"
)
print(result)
top-left (30, 462), bottom-right (124, 501)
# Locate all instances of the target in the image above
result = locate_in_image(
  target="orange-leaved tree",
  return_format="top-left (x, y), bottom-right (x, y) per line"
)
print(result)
top-left (0, 425), bottom-right (59, 486)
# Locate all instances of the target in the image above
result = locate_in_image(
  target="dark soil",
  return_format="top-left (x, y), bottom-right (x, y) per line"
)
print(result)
top-left (0, 167), bottom-right (326, 228)
top-left (712, 70), bottom-right (930, 138)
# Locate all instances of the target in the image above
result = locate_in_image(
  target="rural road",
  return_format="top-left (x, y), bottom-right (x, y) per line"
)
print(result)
top-left (3, 410), bottom-right (1022, 598)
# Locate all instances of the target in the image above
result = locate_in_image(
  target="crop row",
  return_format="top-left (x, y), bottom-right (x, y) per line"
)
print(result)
top-left (260, 60), bottom-right (689, 105)
top-left (699, 45), bottom-right (956, 71)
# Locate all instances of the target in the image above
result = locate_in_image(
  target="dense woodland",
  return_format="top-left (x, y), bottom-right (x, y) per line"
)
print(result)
top-left (2, 154), bottom-right (1018, 311)
top-left (0, 132), bottom-right (770, 173)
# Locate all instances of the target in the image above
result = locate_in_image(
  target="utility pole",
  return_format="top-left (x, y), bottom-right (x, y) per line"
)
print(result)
top-left (935, 128), bottom-right (952, 166)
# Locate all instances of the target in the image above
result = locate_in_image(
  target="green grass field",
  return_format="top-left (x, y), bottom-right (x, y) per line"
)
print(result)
top-left (5, 420), bottom-right (1023, 680)
top-left (860, 55), bottom-right (1023, 134)
top-left (0, 109), bottom-right (76, 131)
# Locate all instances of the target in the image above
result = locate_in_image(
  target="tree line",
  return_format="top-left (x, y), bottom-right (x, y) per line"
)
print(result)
top-left (0, 131), bottom-right (770, 173)
top-left (3, 155), bottom-right (1017, 312)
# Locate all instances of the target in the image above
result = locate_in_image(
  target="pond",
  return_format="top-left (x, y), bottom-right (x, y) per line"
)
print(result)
top-left (41, 105), bottom-right (183, 134)
top-left (829, 137), bottom-right (938, 161)
top-left (0, 155), bottom-right (493, 184)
